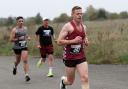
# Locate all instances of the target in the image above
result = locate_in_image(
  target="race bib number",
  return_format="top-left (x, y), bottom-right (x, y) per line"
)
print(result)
top-left (19, 41), bottom-right (27, 47)
top-left (70, 44), bottom-right (81, 54)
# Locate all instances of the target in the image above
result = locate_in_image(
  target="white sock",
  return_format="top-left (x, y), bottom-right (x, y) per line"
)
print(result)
top-left (14, 65), bottom-right (16, 68)
top-left (49, 67), bottom-right (53, 73)
top-left (61, 76), bottom-right (67, 85)
top-left (25, 73), bottom-right (29, 76)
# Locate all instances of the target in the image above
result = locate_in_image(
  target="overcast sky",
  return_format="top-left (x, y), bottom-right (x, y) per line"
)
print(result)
top-left (0, 0), bottom-right (128, 20)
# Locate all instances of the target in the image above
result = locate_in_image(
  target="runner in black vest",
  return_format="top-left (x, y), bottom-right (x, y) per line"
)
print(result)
top-left (35, 17), bottom-right (55, 77)
top-left (10, 16), bottom-right (31, 82)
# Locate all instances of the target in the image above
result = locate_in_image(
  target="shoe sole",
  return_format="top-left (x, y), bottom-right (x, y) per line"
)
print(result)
top-left (47, 75), bottom-right (54, 77)
top-left (26, 78), bottom-right (31, 82)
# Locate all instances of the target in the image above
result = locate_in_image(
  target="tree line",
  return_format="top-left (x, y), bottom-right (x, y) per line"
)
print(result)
top-left (54, 5), bottom-right (128, 22)
top-left (0, 5), bottom-right (128, 26)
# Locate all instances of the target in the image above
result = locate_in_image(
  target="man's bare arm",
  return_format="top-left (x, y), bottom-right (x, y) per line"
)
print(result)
top-left (35, 35), bottom-right (41, 48)
top-left (83, 25), bottom-right (89, 46)
top-left (10, 28), bottom-right (18, 42)
top-left (57, 23), bottom-right (82, 45)
top-left (57, 24), bottom-right (69, 45)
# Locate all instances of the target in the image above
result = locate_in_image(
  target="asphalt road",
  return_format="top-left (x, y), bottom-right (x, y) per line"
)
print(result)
top-left (0, 56), bottom-right (128, 89)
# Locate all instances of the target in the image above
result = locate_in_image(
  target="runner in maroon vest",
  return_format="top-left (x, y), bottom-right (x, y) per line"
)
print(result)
top-left (57, 6), bottom-right (89, 89)
top-left (63, 20), bottom-right (85, 60)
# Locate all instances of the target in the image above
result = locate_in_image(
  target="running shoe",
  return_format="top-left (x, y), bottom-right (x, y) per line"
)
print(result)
top-left (13, 67), bottom-right (17, 75)
top-left (25, 75), bottom-right (31, 82)
top-left (47, 72), bottom-right (54, 77)
top-left (60, 76), bottom-right (67, 89)
top-left (36, 58), bottom-right (43, 68)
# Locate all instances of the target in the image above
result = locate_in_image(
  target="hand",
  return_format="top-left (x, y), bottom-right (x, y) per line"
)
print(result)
top-left (54, 39), bottom-right (57, 43)
top-left (84, 37), bottom-right (89, 46)
top-left (18, 36), bottom-right (25, 40)
top-left (84, 40), bottom-right (89, 46)
top-left (36, 44), bottom-right (41, 48)
top-left (72, 36), bottom-right (82, 44)
top-left (27, 37), bottom-right (31, 41)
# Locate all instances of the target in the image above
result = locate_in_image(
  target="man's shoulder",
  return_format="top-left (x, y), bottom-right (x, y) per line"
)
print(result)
top-left (39, 25), bottom-right (43, 28)
top-left (11, 27), bottom-right (16, 33)
top-left (62, 22), bottom-right (74, 32)
top-left (82, 24), bottom-right (87, 30)
top-left (63, 22), bottom-right (72, 28)
top-left (23, 26), bottom-right (28, 31)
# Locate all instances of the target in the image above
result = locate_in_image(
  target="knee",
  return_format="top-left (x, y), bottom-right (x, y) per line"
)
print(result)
top-left (80, 74), bottom-right (89, 83)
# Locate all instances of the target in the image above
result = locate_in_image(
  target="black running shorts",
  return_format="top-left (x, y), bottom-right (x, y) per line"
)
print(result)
top-left (63, 58), bottom-right (86, 67)
top-left (13, 47), bottom-right (28, 55)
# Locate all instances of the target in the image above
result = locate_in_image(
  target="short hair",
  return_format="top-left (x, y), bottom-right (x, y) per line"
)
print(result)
top-left (72, 6), bottom-right (82, 13)
top-left (16, 16), bottom-right (23, 20)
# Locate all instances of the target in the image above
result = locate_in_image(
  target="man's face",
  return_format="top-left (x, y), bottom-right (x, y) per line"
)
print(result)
top-left (43, 20), bottom-right (49, 27)
top-left (17, 18), bottom-right (24, 27)
top-left (72, 9), bottom-right (83, 22)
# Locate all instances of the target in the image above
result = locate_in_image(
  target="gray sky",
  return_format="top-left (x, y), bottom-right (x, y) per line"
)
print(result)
top-left (0, 0), bottom-right (128, 20)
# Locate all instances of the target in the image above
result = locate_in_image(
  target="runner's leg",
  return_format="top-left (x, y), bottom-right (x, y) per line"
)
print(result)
top-left (76, 62), bottom-right (89, 89)
top-left (21, 50), bottom-right (30, 81)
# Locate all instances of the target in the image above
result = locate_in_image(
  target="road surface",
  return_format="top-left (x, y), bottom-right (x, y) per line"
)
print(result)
top-left (0, 56), bottom-right (128, 89)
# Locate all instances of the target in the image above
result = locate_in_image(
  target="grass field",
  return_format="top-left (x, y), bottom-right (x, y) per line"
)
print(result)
top-left (0, 19), bottom-right (128, 64)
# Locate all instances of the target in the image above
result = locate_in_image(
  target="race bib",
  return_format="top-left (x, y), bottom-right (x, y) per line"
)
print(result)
top-left (70, 44), bottom-right (81, 54)
top-left (19, 41), bottom-right (27, 47)
top-left (43, 30), bottom-right (51, 36)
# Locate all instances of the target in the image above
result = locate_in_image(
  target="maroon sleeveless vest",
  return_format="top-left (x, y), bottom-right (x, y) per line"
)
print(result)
top-left (63, 21), bottom-right (85, 60)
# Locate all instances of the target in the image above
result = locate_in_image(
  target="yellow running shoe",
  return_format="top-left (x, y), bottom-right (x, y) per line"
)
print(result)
top-left (36, 58), bottom-right (43, 68)
top-left (47, 72), bottom-right (54, 77)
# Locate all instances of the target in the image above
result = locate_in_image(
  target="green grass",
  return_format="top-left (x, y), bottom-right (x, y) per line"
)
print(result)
top-left (0, 19), bottom-right (128, 64)
top-left (119, 54), bottom-right (128, 64)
